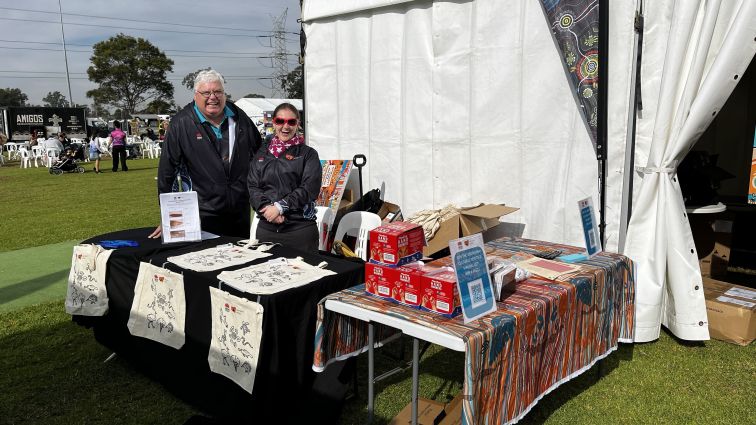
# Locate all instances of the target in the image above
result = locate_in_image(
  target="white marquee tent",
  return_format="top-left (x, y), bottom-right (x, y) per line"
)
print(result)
top-left (301, 0), bottom-right (756, 342)
top-left (234, 98), bottom-right (304, 124)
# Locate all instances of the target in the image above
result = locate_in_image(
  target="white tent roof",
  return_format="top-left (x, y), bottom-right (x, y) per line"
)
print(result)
top-left (234, 98), bottom-right (303, 123)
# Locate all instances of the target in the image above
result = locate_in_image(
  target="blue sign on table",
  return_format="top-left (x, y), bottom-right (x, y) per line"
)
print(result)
top-left (578, 197), bottom-right (602, 257)
top-left (450, 233), bottom-right (497, 323)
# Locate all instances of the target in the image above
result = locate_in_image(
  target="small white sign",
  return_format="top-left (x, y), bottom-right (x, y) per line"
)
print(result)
top-left (160, 191), bottom-right (202, 244)
top-left (578, 197), bottom-right (602, 257)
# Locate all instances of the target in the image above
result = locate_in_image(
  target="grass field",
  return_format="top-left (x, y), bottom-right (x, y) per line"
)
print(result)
top-left (1, 155), bottom-right (754, 424)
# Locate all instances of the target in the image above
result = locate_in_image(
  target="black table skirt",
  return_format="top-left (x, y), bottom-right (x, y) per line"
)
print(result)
top-left (73, 228), bottom-right (364, 423)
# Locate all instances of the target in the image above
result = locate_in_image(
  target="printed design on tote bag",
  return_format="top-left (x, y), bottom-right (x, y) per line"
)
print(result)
top-left (217, 257), bottom-right (336, 295)
top-left (127, 262), bottom-right (187, 349)
top-left (144, 272), bottom-right (178, 334)
top-left (168, 245), bottom-right (271, 272)
top-left (208, 287), bottom-right (263, 394)
top-left (65, 244), bottom-right (113, 316)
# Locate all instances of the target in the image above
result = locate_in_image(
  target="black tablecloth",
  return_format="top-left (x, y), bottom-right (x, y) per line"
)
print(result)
top-left (73, 228), bottom-right (363, 423)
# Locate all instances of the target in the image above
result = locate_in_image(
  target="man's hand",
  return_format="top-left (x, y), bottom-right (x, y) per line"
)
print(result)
top-left (148, 225), bottom-right (162, 239)
top-left (272, 215), bottom-right (285, 224)
top-left (261, 204), bottom-right (280, 223)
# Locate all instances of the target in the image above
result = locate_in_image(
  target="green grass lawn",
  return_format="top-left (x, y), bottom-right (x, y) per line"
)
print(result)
top-left (0, 157), bottom-right (161, 253)
top-left (1, 156), bottom-right (754, 424)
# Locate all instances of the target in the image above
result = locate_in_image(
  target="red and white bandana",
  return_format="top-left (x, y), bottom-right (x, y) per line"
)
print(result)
top-left (268, 134), bottom-right (304, 158)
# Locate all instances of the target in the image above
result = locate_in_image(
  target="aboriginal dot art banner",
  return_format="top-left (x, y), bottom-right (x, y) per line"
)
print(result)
top-left (540, 0), bottom-right (600, 149)
top-left (313, 237), bottom-right (635, 425)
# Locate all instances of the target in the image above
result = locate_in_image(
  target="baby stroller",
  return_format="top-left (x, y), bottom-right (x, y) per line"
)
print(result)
top-left (49, 146), bottom-right (85, 175)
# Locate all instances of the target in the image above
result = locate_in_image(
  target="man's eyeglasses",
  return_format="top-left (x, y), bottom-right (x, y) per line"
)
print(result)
top-left (273, 117), bottom-right (298, 126)
top-left (196, 90), bottom-right (225, 99)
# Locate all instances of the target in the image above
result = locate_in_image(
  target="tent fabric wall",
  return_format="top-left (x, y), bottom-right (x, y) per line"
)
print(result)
top-left (624, 0), bottom-right (756, 342)
top-left (303, 0), bottom-right (623, 248)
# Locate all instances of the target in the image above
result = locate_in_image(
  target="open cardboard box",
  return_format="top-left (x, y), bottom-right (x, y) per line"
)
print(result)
top-left (423, 204), bottom-right (519, 256)
top-left (378, 200), bottom-right (403, 223)
top-left (702, 277), bottom-right (756, 346)
top-left (389, 398), bottom-right (446, 425)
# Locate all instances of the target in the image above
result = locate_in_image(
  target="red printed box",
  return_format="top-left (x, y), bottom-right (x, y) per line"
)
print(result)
top-left (365, 262), bottom-right (393, 299)
top-left (369, 222), bottom-right (425, 267)
top-left (420, 270), bottom-right (461, 317)
top-left (396, 266), bottom-right (424, 306)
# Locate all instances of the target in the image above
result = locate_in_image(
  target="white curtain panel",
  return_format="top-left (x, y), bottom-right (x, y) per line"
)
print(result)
top-left (624, 0), bottom-right (756, 342)
top-left (303, 0), bottom-right (601, 248)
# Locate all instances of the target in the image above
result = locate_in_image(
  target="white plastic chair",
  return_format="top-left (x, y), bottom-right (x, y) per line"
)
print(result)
top-left (332, 211), bottom-right (382, 260)
top-left (31, 146), bottom-right (44, 167)
top-left (18, 148), bottom-right (31, 168)
top-left (5, 143), bottom-right (18, 161)
top-left (315, 206), bottom-right (334, 251)
top-left (45, 148), bottom-right (60, 167)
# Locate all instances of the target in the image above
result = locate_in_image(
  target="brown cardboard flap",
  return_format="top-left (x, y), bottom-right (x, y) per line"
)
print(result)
top-left (390, 398), bottom-right (446, 425)
top-left (459, 205), bottom-right (518, 236)
top-left (423, 215), bottom-right (460, 256)
top-left (461, 204), bottom-right (519, 219)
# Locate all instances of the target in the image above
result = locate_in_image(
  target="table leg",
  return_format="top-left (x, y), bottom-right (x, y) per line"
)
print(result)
top-left (411, 337), bottom-right (419, 425)
top-left (368, 323), bottom-right (375, 424)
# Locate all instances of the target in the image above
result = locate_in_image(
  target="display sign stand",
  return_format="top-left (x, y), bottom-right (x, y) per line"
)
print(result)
top-left (449, 233), bottom-right (497, 323)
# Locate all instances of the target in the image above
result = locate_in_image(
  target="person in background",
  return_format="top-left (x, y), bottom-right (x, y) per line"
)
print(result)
top-left (88, 130), bottom-right (102, 173)
top-left (108, 121), bottom-right (128, 172)
top-left (248, 103), bottom-right (321, 252)
top-left (58, 132), bottom-right (71, 148)
top-left (150, 69), bottom-right (262, 239)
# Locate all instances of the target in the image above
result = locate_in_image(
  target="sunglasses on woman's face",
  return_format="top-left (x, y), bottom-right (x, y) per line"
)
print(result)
top-left (273, 117), bottom-right (298, 126)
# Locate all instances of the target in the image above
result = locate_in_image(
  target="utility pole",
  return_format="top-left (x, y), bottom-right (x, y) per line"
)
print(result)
top-left (270, 8), bottom-right (289, 98)
top-left (58, 0), bottom-right (73, 106)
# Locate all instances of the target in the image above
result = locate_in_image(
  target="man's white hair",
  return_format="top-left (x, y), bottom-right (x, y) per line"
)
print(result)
top-left (194, 69), bottom-right (225, 92)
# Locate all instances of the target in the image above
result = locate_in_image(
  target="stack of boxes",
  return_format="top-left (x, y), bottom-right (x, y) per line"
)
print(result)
top-left (365, 222), bottom-right (461, 317)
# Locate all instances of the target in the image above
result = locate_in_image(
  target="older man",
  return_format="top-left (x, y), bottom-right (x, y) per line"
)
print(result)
top-left (150, 69), bottom-right (262, 238)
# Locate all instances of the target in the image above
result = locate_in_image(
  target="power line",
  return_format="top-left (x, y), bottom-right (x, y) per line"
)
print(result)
top-left (0, 6), bottom-right (299, 34)
top-left (0, 17), bottom-right (276, 38)
top-left (0, 38), bottom-right (300, 56)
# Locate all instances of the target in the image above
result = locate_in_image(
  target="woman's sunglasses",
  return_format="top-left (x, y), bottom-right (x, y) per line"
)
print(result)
top-left (273, 118), bottom-right (298, 126)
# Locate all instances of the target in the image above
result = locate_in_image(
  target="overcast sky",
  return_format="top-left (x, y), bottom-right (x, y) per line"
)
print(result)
top-left (0, 0), bottom-right (302, 109)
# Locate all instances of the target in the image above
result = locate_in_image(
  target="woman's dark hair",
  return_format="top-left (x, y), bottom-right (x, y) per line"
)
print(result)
top-left (113, 120), bottom-right (121, 129)
top-left (273, 103), bottom-right (300, 120)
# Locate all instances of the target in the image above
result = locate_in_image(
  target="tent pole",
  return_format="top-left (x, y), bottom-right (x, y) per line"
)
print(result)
top-left (598, 0), bottom-right (609, 247)
top-left (618, 0), bottom-right (644, 253)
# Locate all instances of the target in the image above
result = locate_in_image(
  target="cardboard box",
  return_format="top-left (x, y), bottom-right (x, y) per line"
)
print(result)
top-left (397, 265), bottom-right (424, 306)
top-left (379, 201), bottom-right (404, 223)
top-left (420, 270), bottom-right (461, 317)
top-left (423, 204), bottom-right (519, 256)
top-left (369, 222), bottom-right (424, 266)
top-left (438, 393), bottom-right (464, 425)
top-left (702, 277), bottom-right (756, 346)
top-left (389, 398), bottom-right (446, 425)
top-left (364, 262), bottom-right (425, 306)
top-left (365, 262), bottom-right (393, 298)
top-left (690, 214), bottom-right (732, 279)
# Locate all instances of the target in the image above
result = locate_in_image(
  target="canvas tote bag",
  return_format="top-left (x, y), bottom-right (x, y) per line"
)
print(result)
top-left (127, 262), bottom-right (187, 350)
top-left (65, 244), bottom-right (113, 316)
top-left (208, 286), bottom-right (264, 394)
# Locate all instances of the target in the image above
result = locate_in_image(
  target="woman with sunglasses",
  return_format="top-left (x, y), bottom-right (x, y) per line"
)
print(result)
top-left (248, 103), bottom-right (322, 252)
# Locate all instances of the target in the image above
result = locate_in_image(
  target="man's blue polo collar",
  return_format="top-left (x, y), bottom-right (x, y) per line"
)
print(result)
top-left (193, 103), bottom-right (235, 139)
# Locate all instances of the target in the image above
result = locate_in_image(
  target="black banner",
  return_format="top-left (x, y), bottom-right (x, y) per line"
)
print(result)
top-left (3, 107), bottom-right (87, 141)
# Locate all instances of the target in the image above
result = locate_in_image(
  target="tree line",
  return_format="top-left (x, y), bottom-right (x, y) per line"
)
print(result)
top-left (0, 33), bottom-right (303, 118)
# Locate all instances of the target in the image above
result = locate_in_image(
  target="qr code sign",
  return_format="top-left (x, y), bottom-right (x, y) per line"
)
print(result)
top-left (468, 278), bottom-right (486, 308)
